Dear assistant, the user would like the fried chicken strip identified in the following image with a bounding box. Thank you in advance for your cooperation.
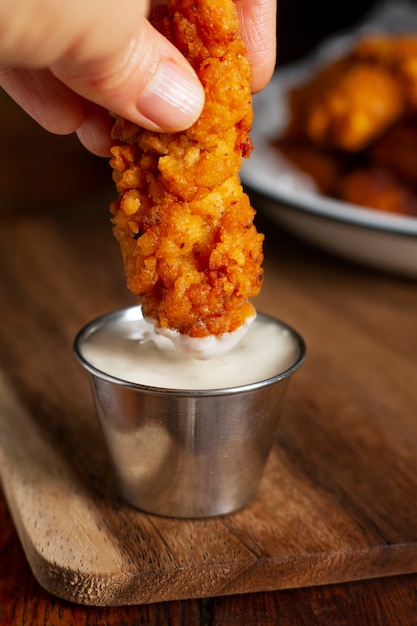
[339,167,417,217]
[285,34,417,152]
[110,0,263,345]
[274,34,417,218]
[286,54,403,152]
[354,35,417,110]
[370,118,417,185]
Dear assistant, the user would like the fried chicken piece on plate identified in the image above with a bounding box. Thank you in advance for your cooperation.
[339,167,417,217]
[110,0,263,357]
[370,119,417,186]
[285,34,417,153]
[286,54,403,152]
[273,136,347,196]
[353,35,417,110]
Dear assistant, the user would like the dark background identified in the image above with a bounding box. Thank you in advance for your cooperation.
[277,0,381,65]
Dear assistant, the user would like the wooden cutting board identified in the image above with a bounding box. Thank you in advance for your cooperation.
[1,197,417,606]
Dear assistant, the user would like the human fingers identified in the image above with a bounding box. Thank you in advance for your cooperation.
[0,67,87,134]
[235,0,277,92]
[52,21,205,134]
[0,67,113,156]
[0,0,205,133]
[75,103,115,157]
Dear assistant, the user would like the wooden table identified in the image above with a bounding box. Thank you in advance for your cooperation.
[1,91,417,624]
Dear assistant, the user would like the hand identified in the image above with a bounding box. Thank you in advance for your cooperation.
[0,0,276,156]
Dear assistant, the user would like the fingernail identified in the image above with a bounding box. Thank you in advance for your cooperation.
[137,60,205,131]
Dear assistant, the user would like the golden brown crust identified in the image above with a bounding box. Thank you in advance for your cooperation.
[275,34,417,217]
[285,34,417,152]
[339,167,417,217]
[286,54,403,152]
[109,0,263,337]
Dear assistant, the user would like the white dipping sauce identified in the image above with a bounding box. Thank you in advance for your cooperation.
[81,309,299,390]
[153,313,256,360]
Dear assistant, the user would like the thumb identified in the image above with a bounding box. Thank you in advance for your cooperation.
[52,18,205,133]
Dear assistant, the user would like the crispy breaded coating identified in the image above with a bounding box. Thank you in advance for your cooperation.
[285,34,417,152]
[273,136,346,195]
[354,35,417,110]
[110,0,263,338]
[287,54,403,152]
[371,119,417,185]
[276,34,417,217]
[339,167,417,217]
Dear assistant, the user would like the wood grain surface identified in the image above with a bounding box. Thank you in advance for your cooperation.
[3,484,417,626]
[1,165,417,606]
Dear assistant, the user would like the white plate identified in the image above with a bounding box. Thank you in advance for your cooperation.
[240,0,417,278]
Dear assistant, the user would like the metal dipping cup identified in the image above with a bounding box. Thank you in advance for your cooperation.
[74,307,306,518]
